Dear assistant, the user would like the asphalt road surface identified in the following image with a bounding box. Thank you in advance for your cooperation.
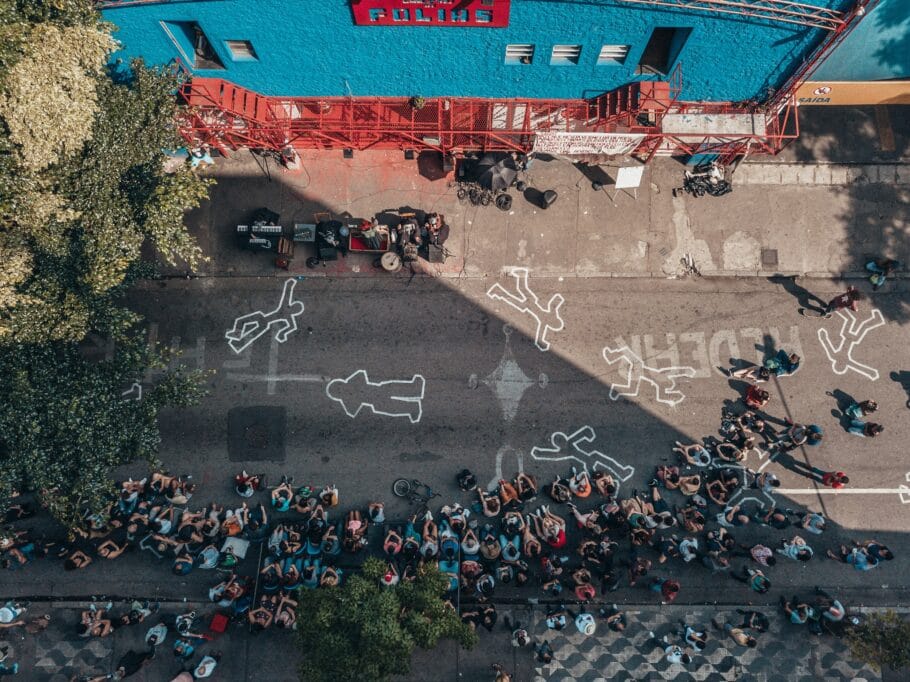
[7,276,910,608]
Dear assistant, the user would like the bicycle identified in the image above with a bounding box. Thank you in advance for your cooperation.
[392,478,440,507]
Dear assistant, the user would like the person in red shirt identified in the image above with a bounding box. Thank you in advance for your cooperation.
[821,471,849,489]
[745,384,770,410]
[824,286,861,315]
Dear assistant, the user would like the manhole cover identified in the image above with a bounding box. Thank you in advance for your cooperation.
[244,424,270,449]
[761,248,778,267]
[227,406,287,462]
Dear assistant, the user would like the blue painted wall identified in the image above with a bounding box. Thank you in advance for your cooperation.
[814,0,910,80]
[102,0,850,101]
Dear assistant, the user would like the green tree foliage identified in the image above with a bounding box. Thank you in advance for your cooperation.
[296,557,477,682]
[847,611,910,673]
[0,327,208,532]
[0,2,213,529]
[0,2,212,343]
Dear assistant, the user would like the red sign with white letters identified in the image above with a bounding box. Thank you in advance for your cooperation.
[350,0,510,27]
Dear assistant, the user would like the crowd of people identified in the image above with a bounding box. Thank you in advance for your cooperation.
[0,286,900,677]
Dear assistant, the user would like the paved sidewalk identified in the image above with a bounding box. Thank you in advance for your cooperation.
[179,107,909,282]
[0,601,883,681]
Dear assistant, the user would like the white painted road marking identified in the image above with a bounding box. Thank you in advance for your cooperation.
[778,488,909,496]
[470,324,545,422]
[226,373,326,383]
[326,370,426,423]
[530,426,635,483]
[602,345,696,406]
[817,308,886,381]
[225,278,305,354]
[487,267,565,352]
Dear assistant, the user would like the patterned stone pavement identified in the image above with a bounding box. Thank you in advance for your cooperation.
[528,606,878,682]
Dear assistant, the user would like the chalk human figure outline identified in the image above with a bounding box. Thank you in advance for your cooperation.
[602,345,696,406]
[817,308,886,381]
[486,268,565,352]
[225,278,305,354]
[530,426,635,483]
[121,382,142,402]
[326,370,426,423]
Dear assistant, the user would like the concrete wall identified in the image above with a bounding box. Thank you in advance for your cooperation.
[814,0,910,81]
[102,0,848,101]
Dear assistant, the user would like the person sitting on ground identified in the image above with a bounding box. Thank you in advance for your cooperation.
[461,527,480,556]
[857,538,894,562]
[765,350,800,376]
[778,535,814,562]
[744,384,770,409]
[457,469,477,491]
[712,617,757,647]
[383,528,403,556]
[680,623,708,651]
[717,504,750,528]
[320,565,341,587]
[221,504,248,537]
[715,442,745,464]
[568,467,592,498]
[533,639,554,663]
[519,521,541,558]
[815,586,846,622]
[419,512,438,559]
[78,607,114,638]
[736,609,769,632]
[62,547,93,572]
[476,486,502,517]
[566,502,601,533]
[848,420,884,438]
[515,472,538,501]
[678,504,706,533]
[754,505,796,529]
[572,567,597,601]
[547,474,573,503]
[271,477,295,512]
[673,441,712,467]
[318,485,339,508]
[706,477,736,507]
[274,595,298,629]
[531,506,567,548]
[234,471,264,498]
[846,399,878,420]
[826,544,878,570]
[731,565,770,593]
[598,604,627,631]
[655,467,701,496]
[498,479,521,509]
[729,362,771,382]
[592,471,618,498]
[248,597,274,631]
[800,511,826,535]
[780,596,815,625]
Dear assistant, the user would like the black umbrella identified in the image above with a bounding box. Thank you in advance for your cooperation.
[473,154,518,191]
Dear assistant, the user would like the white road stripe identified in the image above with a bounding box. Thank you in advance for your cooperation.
[226,373,326,383]
[777,488,907,495]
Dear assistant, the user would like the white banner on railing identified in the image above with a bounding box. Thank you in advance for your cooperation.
[532,132,645,156]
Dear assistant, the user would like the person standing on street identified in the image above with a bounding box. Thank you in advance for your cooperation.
[823,286,861,316]
[821,471,849,489]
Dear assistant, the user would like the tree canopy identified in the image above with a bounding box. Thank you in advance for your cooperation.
[0,1,213,529]
[295,557,477,682]
[848,611,910,673]
[0,0,211,344]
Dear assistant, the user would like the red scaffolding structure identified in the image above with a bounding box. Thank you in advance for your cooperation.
[168,0,877,163]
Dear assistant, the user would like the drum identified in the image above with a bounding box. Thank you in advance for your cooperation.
[381,251,402,272]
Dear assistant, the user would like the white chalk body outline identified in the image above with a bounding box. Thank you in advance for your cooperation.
[602,345,696,406]
[325,370,426,423]
[121,382,142,401]
[530,426,635,483]
[817,308,885,381]
[225,279,305,354]
[486,268,565,352]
